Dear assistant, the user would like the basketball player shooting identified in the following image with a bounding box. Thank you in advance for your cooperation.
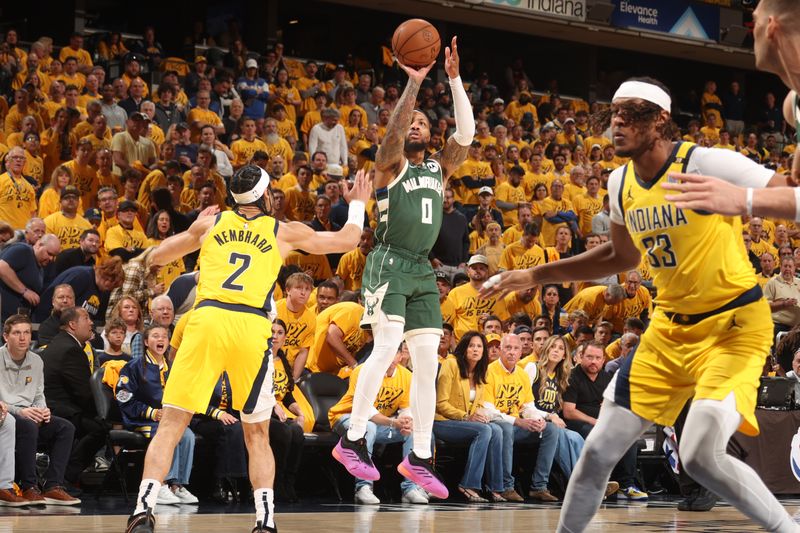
[331,35,473,499]
[480,78,800,532]
[125,166,371,533]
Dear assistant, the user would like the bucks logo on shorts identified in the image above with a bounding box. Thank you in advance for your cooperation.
[360,158,445,332]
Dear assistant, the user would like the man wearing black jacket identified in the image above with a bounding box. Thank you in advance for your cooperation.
[41,307,104,483]
[431,188,469,279]
[50,229,99,281]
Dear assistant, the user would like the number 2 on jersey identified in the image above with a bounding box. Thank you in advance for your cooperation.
[222,252,251,291]
[642,234,676,268]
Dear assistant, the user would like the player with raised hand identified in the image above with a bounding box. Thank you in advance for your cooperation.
[331,33,473,500]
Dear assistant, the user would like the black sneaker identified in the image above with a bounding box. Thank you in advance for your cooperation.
[332,436,379,481]
[126,510,155,533]
[252,521,277,533]
[678,487,717,512]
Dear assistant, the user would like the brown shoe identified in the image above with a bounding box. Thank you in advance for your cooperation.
[528,489,559,502]
[21,487,45,505]
[0,488,28,507]
[42,486,81,506]
[603,481,620,500]
[500,489,524,502]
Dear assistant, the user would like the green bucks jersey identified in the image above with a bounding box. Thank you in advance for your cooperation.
[375,158,444,256]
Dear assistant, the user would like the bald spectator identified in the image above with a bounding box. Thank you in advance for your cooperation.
[0,234,61,322]
[35,284,76,347]
[309,108,348,167]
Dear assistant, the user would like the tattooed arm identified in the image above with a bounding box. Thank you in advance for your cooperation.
[433,36,473,184]
[374,60,435,189]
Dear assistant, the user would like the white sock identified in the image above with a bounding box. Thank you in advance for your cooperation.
[346,312,404,441]
[405,332,440,460]
[134,478,161,515]
[254,487,274,529]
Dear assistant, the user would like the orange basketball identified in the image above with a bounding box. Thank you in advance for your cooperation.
[392,19,440,68]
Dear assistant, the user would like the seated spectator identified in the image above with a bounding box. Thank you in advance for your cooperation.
[103,296,144,355]
[434,331,504,503]
[482,315,504,337]
[605,317,645,361]
[306,301,369,376]
[6,217,45,249]
[335,227,373,292]
[41,307,105,483]
[34,257,125,324]
[561,310,590,352]
[129,296,175,361]
[602,271,652,334]
[36,284,76,347]
[498,222,544,272]
[275,273,316,381]
[105,200,148,261]
[116,325,198,505]
[540,285,565,335]
[518,326,551,373]
[604,333,639,375]
[107,248,161,322]
[594,321,614,347]
[528,336,604,492]
[475,222,505,275]
[0,314,80,505]
[765,256,800,338]
[52,229,100,279]
[482,334,559,502]
[43,185,92,252]
[0,398,24,505]
[329,343,430,505]
[38,166,77,219]
[269,319,308,503]
[0,234,60,322]
[98,318,129,366]
[564,285,625,325]
[563,340,647,501]
[445,255,509,341]
[514,325,534,359]
[785,347,800,380]
[111,113,157,176]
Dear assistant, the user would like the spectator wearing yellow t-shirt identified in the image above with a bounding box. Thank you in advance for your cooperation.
[43,185,92,251]
[445,255,510,341]
[104,200,148,261]
[59,33,93,74]
[187,90,224,143]
[276,273,317,380]
[335,228,374,292]
[0,147,37,230]
[306,301,370,375]
[230,118,268,169]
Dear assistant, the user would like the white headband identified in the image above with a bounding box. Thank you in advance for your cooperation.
[231,167,270,204]
[613,81,671,112]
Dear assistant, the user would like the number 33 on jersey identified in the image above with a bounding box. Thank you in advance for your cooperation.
[615,142,757,315]
[195,211,283,311]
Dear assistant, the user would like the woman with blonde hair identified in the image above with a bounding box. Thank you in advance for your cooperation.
[530,336,591,486]
[104,295,144,354]
[38,165,83,218]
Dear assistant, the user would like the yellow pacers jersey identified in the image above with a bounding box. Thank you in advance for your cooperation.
[618,142,756,314]
[196,211,283,311]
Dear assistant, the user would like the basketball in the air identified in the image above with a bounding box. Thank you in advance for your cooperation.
[392,19,440,67]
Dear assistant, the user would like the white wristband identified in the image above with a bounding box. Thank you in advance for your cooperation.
[346,200,365,228]
[794,188,800,222]
[745,187,753,216]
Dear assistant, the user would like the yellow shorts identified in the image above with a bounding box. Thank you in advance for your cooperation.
[162,302,276,421]
[604,297,772,436]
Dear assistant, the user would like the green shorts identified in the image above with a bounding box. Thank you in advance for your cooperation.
[360,244,443,335]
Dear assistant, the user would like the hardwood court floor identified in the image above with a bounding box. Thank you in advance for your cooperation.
[5,499,800,533]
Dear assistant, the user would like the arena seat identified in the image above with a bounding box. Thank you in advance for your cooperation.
[90,367,148,501]
[297,372,348,501]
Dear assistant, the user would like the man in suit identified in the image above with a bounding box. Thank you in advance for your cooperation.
[41,306,103,483]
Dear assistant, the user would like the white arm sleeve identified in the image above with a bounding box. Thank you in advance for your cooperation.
[688,146,774,188]
[448,76,475,147]
[607,167,626,225]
